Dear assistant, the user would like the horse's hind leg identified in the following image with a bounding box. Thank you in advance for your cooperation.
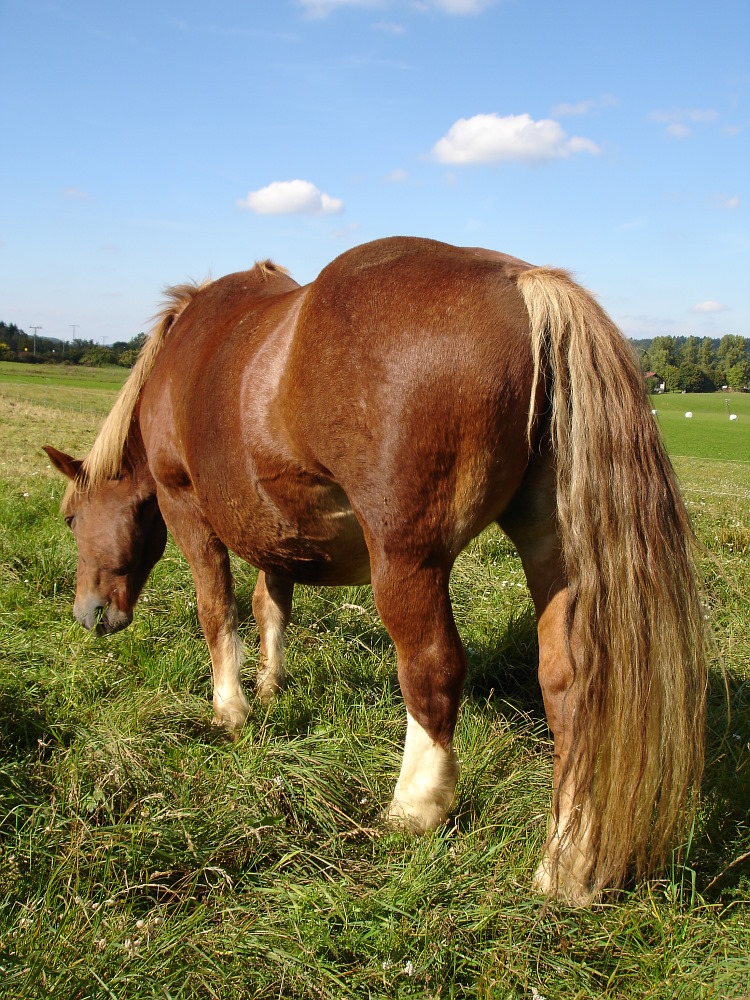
[500,460,594,902]
[370,558,466,832]
[156,488,249,732]
[252,571,293,703]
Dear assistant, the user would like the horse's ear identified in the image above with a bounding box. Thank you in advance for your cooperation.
[43,446,83,480]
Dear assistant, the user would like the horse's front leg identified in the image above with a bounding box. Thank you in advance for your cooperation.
[252,571,293,703]
[371,558,466,832]
[156,489,249,732]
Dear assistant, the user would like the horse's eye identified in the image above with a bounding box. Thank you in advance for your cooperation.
[65,515,76,530]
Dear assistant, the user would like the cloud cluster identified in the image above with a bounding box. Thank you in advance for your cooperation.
[431,113,599,165]
[552,94,619,117]
[648,108,718,139]
[691,301,726,314]
[238,180,344,215]
[298,0,493,16]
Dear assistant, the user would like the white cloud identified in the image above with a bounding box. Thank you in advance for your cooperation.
[691,301,726,314]
[373,19,406,32]
[666,123,692,139]
[723,195,740,209]
[237,180,344,215]
[63,187,90,201]
[431,0,494,12]
[298,0,381,17]
[649,108,718,138]
[385,168,409,182]
[552,94,619,116]
[649,108,718,124]
[431,112,599,165]
[298,0,493,15]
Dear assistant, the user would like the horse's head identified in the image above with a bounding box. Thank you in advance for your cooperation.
[43,446,167,635]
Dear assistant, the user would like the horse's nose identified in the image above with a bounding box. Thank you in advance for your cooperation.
[73,596,104,632]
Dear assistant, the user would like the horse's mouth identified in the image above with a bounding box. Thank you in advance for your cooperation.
[75,602,133,635]
[95,609,133,636]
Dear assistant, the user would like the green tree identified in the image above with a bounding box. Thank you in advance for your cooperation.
[718,334,748,371]
[643,336,678,377]
[675,362,715,393]
[663,364,680,392]
[727,361,750,390]
[117,349,139,367]
[80,346,115,367]
[678,336,700,366]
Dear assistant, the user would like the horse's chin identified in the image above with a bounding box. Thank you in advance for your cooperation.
[96,609,133,636]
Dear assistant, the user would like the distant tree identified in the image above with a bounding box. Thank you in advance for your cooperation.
[117,349,139,367]
[128,332,148,352]
[663,364,681,392]
[80,346,115,367]
[678,336,700,366]
[727,361,750,390]
[699,337,715,371]
[675,362,715,393]
[718,334,748,372]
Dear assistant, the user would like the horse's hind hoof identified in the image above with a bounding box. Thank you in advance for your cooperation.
[532,857,595,907]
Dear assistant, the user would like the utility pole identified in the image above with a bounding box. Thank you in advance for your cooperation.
[30,325,42,356]
[69,324,79,358]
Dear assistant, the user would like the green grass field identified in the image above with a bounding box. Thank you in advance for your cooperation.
[650,391,750,462]
[1,365,749,998]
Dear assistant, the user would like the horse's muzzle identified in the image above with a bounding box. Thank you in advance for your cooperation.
[74,599,133,635]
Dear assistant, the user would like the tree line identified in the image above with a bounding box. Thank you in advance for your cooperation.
[634,334,750,392]
[1,321,749,389]
[0,322,147,368]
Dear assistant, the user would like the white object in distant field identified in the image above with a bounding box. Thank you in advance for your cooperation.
[730,413,738,421]
[685,411,693,418]
[651,408,658,415]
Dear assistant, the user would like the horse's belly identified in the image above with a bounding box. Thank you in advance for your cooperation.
[222,492,372,586]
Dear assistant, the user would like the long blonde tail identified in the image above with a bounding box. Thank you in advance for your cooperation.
[515,267,708,890]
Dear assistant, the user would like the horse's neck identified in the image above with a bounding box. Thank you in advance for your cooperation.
[123,418,156,497]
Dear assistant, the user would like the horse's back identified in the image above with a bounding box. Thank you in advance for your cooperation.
[280,237,538,558]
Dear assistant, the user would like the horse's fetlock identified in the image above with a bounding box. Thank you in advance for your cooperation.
[212,690,249,732]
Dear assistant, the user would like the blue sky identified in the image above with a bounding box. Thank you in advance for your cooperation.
[2,0,748,345]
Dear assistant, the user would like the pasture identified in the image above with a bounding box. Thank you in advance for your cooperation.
[1,365,749,998]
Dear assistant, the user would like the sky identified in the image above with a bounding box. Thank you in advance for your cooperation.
[1,0,748,346]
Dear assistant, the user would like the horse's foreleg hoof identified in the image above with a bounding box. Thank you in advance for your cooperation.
[385,797,450,834]
[212,691,250,733]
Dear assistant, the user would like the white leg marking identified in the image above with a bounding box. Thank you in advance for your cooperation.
[533,787,594,904]
[256,595,287,703]
[387,713,458,833]
[211,628,249,731]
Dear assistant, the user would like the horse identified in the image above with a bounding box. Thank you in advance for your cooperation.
[44,236,707,903]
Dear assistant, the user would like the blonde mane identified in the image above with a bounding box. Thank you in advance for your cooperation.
[72,279,209,495]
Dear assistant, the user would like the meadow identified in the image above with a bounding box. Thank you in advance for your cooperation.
[1,365,748,998]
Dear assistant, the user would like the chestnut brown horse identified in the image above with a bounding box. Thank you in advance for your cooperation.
[44,237,707,902]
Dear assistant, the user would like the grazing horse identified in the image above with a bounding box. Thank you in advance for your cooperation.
[44,237,707,902]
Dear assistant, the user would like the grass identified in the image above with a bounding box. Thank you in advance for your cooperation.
[650,390,750,462]
[1,367,749,998]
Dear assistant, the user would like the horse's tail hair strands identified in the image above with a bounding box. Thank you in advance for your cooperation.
[515,267,709,893]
